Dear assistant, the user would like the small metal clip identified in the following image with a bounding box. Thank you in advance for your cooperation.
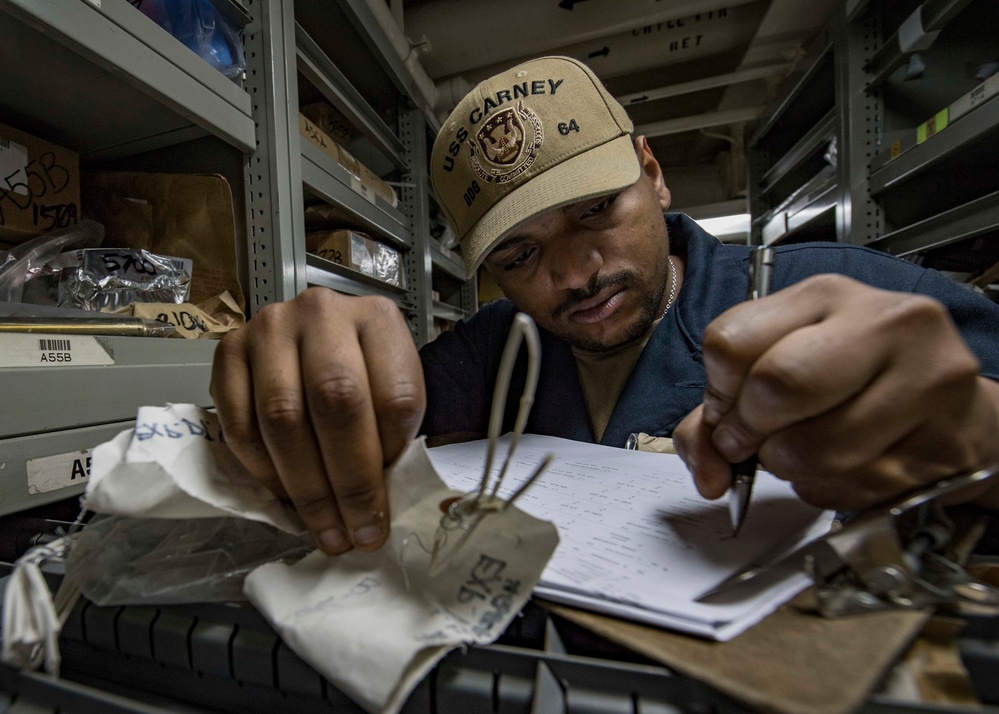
[427,313,552,577]
[698,464,999,617]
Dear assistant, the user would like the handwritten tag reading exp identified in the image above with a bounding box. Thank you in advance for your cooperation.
[245,437,558,714]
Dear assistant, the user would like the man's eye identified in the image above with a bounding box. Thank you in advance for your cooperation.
[504,247,535,270]
[582,193,618,218]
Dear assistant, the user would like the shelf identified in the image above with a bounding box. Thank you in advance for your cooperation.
[0,337,216,439]
[864,0,974,91]
[295,23,407,171]
[210,0,252,29]
[305,254,413,307]
[433,300,468,323]
[758,166,838,245]
[865,189,999,257]
[751,39,834,149]
[845,0,870,21]
[869,91,999,195]
[0,0,254,160]
[430,240,466,281]
[300,140,412,249]
[0,420,133,517]
[294,0,439,133]
[760,111,837,195]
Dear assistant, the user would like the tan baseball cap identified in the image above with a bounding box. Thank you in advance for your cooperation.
[430,56,639,278]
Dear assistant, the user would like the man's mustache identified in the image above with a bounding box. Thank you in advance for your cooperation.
[552,271,635,321]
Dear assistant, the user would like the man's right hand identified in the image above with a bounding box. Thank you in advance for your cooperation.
[209,288,426,555]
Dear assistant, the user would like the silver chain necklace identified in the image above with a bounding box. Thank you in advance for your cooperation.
[661,256,678,318]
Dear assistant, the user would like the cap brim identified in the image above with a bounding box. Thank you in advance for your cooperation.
[460,135,641,278]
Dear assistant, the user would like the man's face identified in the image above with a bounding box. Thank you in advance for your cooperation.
[483,142,673,352]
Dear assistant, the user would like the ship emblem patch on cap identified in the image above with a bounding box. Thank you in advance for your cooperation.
[469,102,543,184]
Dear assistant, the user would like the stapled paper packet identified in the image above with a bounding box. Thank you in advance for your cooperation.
[85,403,559,714]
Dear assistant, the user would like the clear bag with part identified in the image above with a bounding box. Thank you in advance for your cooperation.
[62,514,312,606]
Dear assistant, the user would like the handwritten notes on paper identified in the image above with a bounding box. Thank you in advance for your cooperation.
[428,434,834,641]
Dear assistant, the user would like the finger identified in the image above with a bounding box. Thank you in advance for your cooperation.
[210,329,288,500]
[701,274,849,426]
[247,306,351,555]
[709,316,890,463]
[300,293,388,553]
[672,406,737,500]
[759,355,980,511]
[357,299,426,467]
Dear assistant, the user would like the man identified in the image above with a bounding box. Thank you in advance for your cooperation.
[210,56,999,557]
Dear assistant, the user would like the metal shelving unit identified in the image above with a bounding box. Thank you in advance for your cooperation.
[0,0,261,514]
[749,0,999,291]
[749,34,840,246]
[299,139,412,248]
[251,0,475,345]
[0,0,254,159]
[0,0,478,516]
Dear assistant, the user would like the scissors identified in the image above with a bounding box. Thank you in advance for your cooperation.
[427,313,553,577]
[700,464,999,617]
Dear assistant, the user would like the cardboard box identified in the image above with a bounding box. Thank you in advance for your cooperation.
[0,121,80,243]
[309,229,404,287]
[298,114,399,208]
[300,101,352,146]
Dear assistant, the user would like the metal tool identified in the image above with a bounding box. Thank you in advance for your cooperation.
[0,316,177,337]
[427,313,552,577]
[701,464,999,617]
[728,245,776,537]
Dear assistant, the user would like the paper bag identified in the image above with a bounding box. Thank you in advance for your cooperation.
[81,171,245,311]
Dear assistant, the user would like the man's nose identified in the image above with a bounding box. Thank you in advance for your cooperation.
[548,236,601,291]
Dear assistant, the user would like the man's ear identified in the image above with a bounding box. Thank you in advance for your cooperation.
[634,135,672,211]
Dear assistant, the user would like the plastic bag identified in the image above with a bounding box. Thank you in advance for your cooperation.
[64,515,313,606]
[0,220,104,304]
[57,248,193,311]
[135,0,246,79]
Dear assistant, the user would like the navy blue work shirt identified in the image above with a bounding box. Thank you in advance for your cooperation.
[419,213,999,447]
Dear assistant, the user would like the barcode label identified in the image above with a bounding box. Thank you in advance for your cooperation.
[170,259,189,271]
[0,334,113,367]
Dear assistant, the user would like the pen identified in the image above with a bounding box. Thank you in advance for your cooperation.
[729,245,775,536]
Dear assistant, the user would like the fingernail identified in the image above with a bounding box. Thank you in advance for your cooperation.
[713,427,743,461]
[353,525,384,548]
[702,397,722,426]
[318,528,351,554]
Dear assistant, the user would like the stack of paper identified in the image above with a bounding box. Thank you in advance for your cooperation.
[428,434,834,642]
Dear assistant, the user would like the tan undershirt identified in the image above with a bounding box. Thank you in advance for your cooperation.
[573,318,661,443]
